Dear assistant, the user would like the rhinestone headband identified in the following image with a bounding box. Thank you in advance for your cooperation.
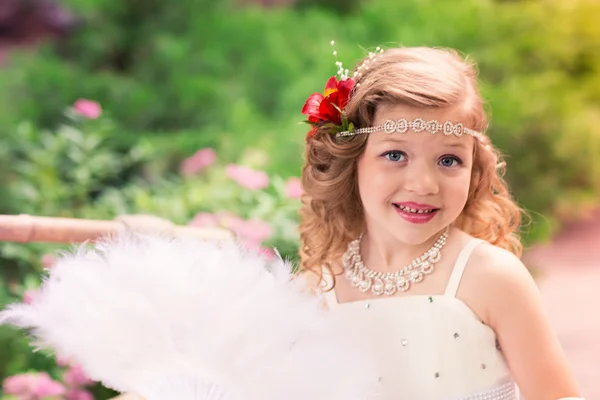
[301,42,486,142]
[336,118,485,141]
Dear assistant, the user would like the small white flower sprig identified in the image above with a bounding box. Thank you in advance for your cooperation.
[330,40,386,87]
[330,40,350,80]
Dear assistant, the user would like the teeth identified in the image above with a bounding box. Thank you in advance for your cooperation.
[397,205,436,214]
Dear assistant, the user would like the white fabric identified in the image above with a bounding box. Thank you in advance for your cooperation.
[322,239,519,400]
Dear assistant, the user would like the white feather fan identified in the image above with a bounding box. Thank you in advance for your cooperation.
[0,233,377,400]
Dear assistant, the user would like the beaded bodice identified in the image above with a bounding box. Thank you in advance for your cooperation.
[321,239,519,400]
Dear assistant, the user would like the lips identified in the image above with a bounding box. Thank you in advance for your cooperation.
[393,202,440,224]
[393,202,439,213]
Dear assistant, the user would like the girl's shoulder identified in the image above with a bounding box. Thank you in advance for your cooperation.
[465,236,528,289]
[458,232,537,324]
[458,234,580,399]
[451,228,525,280]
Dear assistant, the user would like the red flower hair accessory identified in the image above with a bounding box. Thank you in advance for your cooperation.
[301,41,387,141]
[301,76,355,141]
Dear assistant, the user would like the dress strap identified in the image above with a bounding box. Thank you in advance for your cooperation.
[444,239,485,297]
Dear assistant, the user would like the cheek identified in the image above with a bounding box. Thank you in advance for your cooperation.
[357,158,385,202]
[443,170,472,205]
[357,163,373,201]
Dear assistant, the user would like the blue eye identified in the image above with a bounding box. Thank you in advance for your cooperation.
[439,156,461,167]
[383,151,406,162]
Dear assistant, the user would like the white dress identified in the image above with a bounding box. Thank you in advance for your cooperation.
[321,239,520,400]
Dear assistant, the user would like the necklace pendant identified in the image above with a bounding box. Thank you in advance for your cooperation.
[342,251,352,265]
[358,277,372,293]
[383,279,397,295]
[410,270,423,283]
[351,271,362,288]
[397,276,410,292]
[372,278,385,296]
[421,261,434,274]
[429,249,442,263]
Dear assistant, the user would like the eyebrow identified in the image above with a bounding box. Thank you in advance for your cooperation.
[376,137,470,149]
[444,142,470,149]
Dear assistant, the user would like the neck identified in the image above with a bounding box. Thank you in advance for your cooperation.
[360,227,448,273]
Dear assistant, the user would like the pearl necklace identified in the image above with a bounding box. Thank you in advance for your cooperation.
[342,227,449,296]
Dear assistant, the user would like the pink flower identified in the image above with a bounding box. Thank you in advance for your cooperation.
[63,365,93,388]
[221,216,273,248]
[242,219,273,247]
[180,148,217,176]
[188,212,220,228]
[218,214,245,232]
[66,389,94,400]
[3,374,32,396]
[23,289,39,305]
[32,374,67,399]
[190,213,273,249]
[4,372,66,399]
[258,246,276,260]
[72,99,102,119]
[226,164,269,190]
[56,354,72,367]
[285,177,303,199]
[41,254,56,269]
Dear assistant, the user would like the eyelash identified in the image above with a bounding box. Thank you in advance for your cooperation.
[381,151,463,167]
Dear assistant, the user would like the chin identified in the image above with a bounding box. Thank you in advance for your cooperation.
[391,229,442,246]
[388,213,453,245]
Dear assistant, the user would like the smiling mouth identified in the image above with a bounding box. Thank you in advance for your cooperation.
[393,204,440,214]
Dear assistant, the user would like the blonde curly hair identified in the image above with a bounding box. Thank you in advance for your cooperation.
[298,46,523,287]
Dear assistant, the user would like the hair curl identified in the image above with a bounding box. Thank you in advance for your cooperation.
[298,47,523,288]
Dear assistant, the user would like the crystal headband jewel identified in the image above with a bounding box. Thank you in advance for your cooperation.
[336,118,485,141]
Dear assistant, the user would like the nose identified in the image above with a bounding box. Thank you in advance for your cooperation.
[403,160,439,196]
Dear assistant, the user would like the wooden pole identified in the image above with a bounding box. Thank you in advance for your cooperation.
[0,214,232,244]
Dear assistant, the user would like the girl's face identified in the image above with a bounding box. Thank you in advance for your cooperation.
[357,103,475,245]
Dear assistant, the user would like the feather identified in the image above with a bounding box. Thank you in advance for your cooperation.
[0,233,377,400]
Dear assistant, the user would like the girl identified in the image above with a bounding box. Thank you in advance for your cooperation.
[298,45,582,400]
